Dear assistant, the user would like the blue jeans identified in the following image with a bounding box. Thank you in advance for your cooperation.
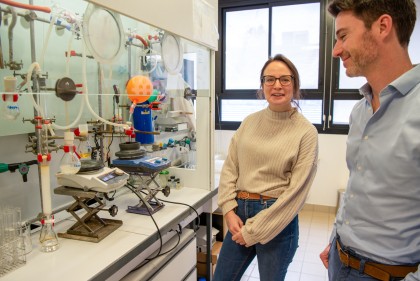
[328,237,403,281]
[213,198,299,281]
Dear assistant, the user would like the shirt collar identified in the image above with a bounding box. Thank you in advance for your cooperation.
[359,64,420,99]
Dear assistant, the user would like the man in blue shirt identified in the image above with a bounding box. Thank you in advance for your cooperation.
[320,0,420,280]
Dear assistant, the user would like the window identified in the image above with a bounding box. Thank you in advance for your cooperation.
[216,0,420,134]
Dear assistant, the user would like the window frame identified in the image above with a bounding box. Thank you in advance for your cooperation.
[216,0,364,134]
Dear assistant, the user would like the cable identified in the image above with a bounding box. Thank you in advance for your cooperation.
[105,127,114,166]
[125,183,163,257]
[124,183,201,274]
[136,188,201,232]
[128,228,182,274]
[157,197,201,232]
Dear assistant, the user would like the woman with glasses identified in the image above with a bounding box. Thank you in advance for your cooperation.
[214,54,319,281]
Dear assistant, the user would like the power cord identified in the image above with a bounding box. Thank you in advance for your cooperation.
[125,183,163,258]
[137,188,201,232]
[124,183,202,274]
[128,228,182,273]
[157,197,201,232]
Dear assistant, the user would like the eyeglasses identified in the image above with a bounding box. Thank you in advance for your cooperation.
[262,75,294,86]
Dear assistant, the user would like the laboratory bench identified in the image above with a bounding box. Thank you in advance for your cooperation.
[1,186,218,281]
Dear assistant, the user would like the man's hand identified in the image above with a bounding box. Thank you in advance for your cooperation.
[320,244,331,269]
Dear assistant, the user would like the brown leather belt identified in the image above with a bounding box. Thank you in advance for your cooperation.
[336,241,418,280]
[236,191,274,200]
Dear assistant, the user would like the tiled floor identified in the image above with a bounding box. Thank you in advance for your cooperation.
[239,204,336,281]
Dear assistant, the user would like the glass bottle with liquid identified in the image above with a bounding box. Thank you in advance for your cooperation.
[78,138,92,159]
[77,124,92,159]
[59,132,81,174]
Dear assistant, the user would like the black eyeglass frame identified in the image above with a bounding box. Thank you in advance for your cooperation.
[261,75,295,86]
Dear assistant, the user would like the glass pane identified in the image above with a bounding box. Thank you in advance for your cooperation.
[221,99,267,121]
[408,0,420,63]
[333,100,359,125]
[271,3,320,89]
[299,99,323,124]
[338,0,420,89]
[338,60,367,89]
[221,99,322,125]
[225,9,269,89]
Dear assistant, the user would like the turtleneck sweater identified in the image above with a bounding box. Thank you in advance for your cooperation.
[218,107,318,246]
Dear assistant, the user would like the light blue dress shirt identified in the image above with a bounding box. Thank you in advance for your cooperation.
[334,65,420,278]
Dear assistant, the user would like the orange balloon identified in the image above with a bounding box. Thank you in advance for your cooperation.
[126,75,153,103]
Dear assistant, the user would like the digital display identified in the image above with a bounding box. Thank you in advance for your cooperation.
[99,172,117,182]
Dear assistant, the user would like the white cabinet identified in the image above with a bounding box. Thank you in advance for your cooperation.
[86,0,219,50]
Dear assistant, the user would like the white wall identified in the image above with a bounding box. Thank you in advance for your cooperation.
[215,130,349,207]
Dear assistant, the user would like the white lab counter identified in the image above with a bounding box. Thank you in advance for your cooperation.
[1,186,218,281]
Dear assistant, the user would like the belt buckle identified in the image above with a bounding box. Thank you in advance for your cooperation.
[240,191,250,199]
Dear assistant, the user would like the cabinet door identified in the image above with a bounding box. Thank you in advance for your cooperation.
[150,237,197,281]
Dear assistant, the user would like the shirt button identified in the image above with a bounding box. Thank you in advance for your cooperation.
[364,135,369,140]
[345,220,349,225]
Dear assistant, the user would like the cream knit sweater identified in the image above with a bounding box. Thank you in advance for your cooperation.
[218,107,318,246]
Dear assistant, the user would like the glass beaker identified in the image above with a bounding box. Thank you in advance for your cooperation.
[18,222,32,255]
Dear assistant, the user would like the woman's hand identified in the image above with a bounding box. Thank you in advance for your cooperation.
[225,210,243,235]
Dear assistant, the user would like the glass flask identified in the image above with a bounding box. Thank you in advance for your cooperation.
[78,139,92,159]
[59,145,81,174]
[39,215,59,253]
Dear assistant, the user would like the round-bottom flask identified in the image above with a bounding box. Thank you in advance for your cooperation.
[60,145,81,174]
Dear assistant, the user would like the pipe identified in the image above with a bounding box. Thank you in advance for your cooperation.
[6,6,16,67]
[0,0,51,13]
[23,15,85,131]
[38,15,56,67]
[134,34,148,48]
[0,4,4,69]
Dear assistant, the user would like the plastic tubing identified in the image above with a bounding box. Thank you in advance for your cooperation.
[38,15,56,67]
[26,62,45,117]
[65,35,73,76]
[35,15,85,130]
[0,0,51,13]
[81,36,128,129]
[134,34,148,48]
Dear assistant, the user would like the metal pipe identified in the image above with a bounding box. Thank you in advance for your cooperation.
[5,6,16,68]
[97,63,104,161]
[27,0,46,217]
[0,4,4,69]
[0,7,70,29]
